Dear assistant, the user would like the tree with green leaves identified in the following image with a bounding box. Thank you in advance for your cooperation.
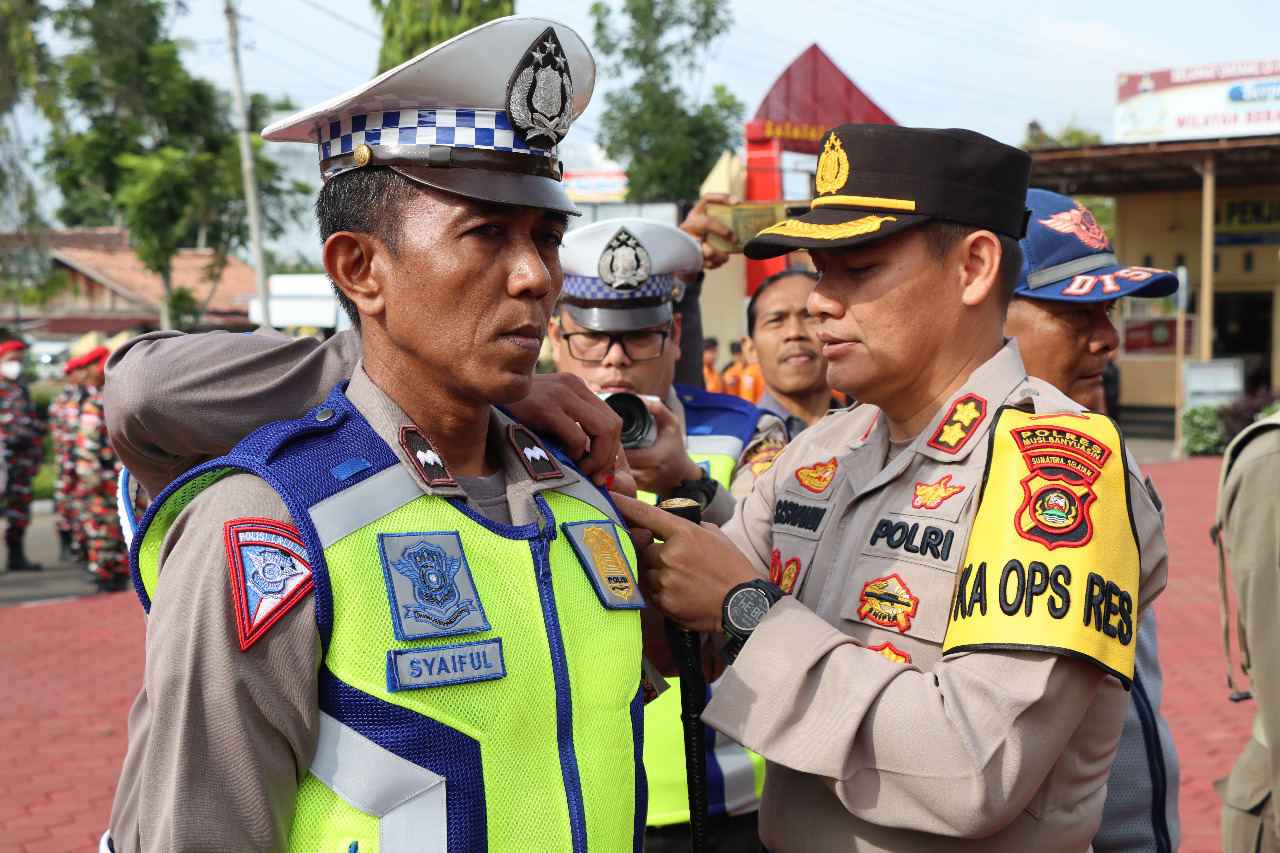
[1022,119,1102,151]
[590,0,743,204]
[42,0,308,329]
[370,0,513,73]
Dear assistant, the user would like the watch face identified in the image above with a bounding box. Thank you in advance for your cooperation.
[726,587,771,634]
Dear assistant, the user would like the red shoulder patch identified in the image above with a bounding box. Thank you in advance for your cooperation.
[224,519,313,652]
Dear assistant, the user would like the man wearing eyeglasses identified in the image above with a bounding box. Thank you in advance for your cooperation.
[549,218,787,530]
[548,217,785,853]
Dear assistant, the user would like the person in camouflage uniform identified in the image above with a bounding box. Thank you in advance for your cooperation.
[50,355,91,563]
[77,347,128,591]
[0,339,44,572]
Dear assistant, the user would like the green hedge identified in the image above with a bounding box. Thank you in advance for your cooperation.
[1182,405,1225,456]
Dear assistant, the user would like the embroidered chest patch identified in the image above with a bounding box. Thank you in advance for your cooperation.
[378,531,491,641]
[746,438,785,478]
[562,520,645,609]
[224,519,313,652]
[387,638,506,692]
[857,574,919,633]
[794,457,837,493]
[768,549,802,595]
[912,475,965,510]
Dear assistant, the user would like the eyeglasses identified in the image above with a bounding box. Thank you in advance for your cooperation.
[562,323,672,362]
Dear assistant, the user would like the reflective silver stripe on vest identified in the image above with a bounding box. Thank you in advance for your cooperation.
[309,712,446,853]
[310,465,423,548]
[686,434,744,461]
[552,475,624,527]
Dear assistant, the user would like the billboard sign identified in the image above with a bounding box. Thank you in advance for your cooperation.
[1115,58,1280,143]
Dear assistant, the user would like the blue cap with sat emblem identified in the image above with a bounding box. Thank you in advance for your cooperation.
[261,16,594,215]
[558,218,703,331]
[1016,189,1177,302]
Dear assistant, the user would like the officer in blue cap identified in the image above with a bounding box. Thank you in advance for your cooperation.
[1004,188,1180,853]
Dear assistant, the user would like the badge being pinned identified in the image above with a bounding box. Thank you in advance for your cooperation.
[224,519,313,652]
[562,520,644,609]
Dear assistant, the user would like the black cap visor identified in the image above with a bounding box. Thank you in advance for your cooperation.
[743,205,930,260]
[392,164,581,216]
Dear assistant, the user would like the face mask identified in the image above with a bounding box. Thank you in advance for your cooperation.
[0,361,22,381]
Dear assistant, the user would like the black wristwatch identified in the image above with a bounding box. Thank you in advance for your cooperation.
[721,579,786,663]
[668,468,717,511]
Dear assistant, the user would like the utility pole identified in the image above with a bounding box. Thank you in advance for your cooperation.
[224,0,271,327]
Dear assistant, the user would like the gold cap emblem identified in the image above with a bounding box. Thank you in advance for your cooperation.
[353,143,372,168]
[815,134,850,196]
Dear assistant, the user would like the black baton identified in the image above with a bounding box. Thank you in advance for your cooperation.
[657,497,710,853]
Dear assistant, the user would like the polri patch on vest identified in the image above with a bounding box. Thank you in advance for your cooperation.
[509,424,563,481]
[387,638,505,692]
[399,425,457,488]
[561,520,645,609]
[224,518,313,652]
[379,531,491,641]
[927,394,987,454]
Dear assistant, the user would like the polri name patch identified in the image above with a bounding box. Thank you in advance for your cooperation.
[562,520,645,609]
[379,531,491,641]
[387,638,505,692]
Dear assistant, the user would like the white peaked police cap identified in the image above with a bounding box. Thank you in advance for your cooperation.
[558,218,704,332]
[261,16,594,215]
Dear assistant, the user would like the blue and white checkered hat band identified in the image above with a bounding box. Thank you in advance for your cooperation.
[562,274,676,303]
[318,108,555,180]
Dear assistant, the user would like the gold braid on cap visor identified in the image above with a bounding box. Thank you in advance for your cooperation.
[755,214,898,240]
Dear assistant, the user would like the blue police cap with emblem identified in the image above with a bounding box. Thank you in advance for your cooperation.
[1016,189,1177,302]
[261,16,594,215]
[558,218,703,331]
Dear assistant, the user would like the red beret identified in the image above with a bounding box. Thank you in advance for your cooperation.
[64,345,110,375]
[0,340,27,356]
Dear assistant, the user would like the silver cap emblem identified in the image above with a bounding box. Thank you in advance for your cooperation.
[507,27,574,149]
[598,228,652,292]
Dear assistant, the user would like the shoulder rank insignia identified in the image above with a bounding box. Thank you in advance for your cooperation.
[224,519,313,652]
[913,475,965,510]
[943,408,1140,689]
[746,438,785,478]
[858,574,919,633]
[379,531,490,641]
[927,394,987,454]
[400,425,456,487]
[866,640,911,665]
[510,424,563,481]
[562,520,645,609]
[795,457,837,493]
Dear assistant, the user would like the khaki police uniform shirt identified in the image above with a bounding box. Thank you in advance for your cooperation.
[109,367,609,853]
[1216,422,1280,845]
[701,340,1169,852]
[103,329,785,524]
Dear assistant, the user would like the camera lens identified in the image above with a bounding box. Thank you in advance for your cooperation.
[598,392,657,449]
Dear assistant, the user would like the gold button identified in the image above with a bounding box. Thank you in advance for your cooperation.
[354,144,372,167]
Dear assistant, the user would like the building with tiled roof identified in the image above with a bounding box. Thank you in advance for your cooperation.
[0,227,257,337]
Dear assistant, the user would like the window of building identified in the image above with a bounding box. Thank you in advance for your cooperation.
[1244,251,1254,272]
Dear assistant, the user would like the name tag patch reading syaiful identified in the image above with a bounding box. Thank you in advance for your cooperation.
[387,638,505,691]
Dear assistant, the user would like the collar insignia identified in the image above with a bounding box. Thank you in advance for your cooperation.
[815,133,850,196]
[506,27,574,149]
[927,394,988,454]
[1038,203,1111,251]
[858,574,919,633]
[866,640,911,664]
[598,227,652,291]
[795,457,837,493]
[379,531,491,640]
[509,424,563,481]
[225,519,313,652]
[769,549,801,595]
[400,425,456,487]
[1011,421,1112,549]
[912,475,965,510]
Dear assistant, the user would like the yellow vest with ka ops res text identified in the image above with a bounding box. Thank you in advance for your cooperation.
[130,384,646,852]
[943,408,1140,688]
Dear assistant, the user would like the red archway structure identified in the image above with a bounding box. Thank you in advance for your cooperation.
[744,45,895,293]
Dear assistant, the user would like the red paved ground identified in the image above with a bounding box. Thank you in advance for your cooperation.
[0,455,1252,851]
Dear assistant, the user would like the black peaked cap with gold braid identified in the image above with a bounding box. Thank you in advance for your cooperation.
[744,125,1033,260]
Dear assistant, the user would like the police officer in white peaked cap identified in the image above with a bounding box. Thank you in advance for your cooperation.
[549,217,785,851]
[106,18,658,853]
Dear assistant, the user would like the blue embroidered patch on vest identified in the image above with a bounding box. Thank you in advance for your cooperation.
[378,531,491,640]
[224,518,314,652]
[561,520,645,610]
[386,638,506,692]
